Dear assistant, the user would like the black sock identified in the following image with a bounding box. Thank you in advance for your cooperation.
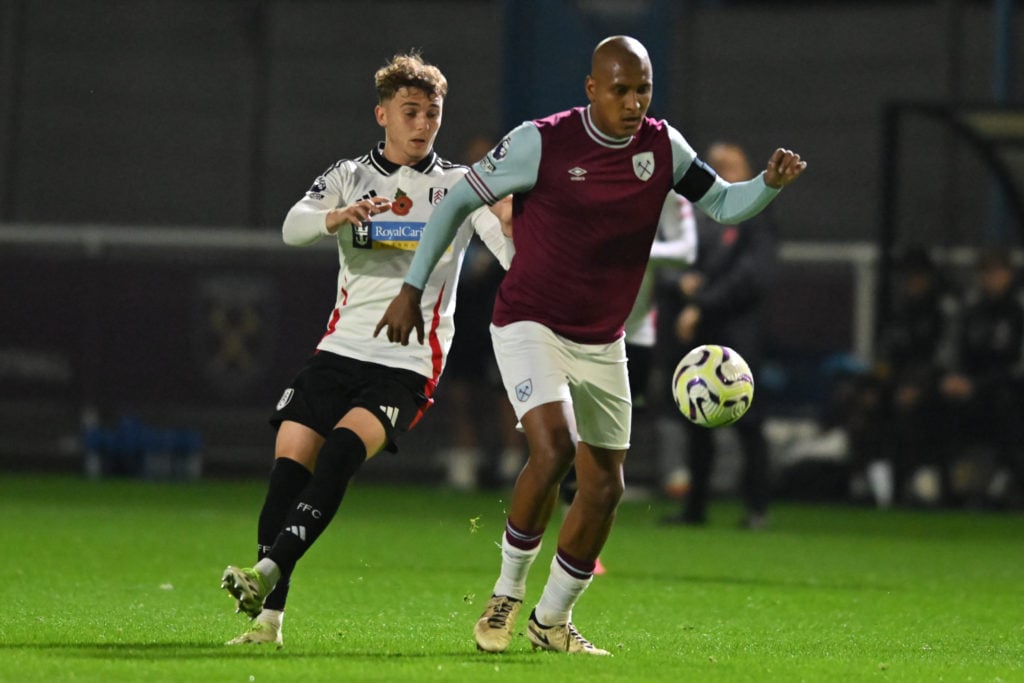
[258,457,312,611]
[268,428,367,577]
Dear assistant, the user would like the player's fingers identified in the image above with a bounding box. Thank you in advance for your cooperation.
[369,196,393,214]
[353,197,391,223]
[767,148,786,171]
[372,319,385,338]
[353,207,371,224]
[782,156,806,177]
[778,151,805,177]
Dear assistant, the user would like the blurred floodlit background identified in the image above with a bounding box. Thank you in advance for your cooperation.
[0,0,1021,506]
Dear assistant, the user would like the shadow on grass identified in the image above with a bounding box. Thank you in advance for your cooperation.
[609,569,896,593]
[0,642,547,663]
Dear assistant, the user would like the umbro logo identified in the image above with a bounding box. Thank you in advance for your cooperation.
[568,166,587,182]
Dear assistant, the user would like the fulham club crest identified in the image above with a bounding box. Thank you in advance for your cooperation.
[429,186,448,205]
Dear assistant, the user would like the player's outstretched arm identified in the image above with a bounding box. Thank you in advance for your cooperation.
[283,192,393,246]
[763,148,807,189]
[374,283,425,346]
[376,179,484,345]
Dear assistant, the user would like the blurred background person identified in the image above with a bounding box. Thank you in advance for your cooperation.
[624,192,698,498]
[658,141,778,529]
[849,246,958,507]
[935,248,1024,508]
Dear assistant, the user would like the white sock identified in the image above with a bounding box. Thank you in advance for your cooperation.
[534,554,592,627]
[491,533,541,600]
[257,608,283,627]
[254,557,281,587]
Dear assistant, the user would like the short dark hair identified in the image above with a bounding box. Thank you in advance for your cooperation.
[374,52,447,103]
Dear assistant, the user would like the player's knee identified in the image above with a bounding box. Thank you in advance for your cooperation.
[577,471,624,509]
[526,437,576,484]
[602,475,625,507]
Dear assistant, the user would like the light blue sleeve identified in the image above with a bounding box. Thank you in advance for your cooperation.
[403,180,482,290]
[404,123,541,289]
[668,125,699,185]
[667,123,781,224]
[695,174,781,225]
[464,122,541,203]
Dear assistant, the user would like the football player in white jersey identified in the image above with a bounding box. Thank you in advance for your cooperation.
[219,52,513,647]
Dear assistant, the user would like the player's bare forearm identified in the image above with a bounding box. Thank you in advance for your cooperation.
[374,283,426,345]
[763,148,807,189]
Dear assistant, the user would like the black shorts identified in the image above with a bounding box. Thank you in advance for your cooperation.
[270,351,434,453]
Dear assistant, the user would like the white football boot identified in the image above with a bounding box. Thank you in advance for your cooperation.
[526,609,610,655]
[226,609,284,648]
[473,595,522,653]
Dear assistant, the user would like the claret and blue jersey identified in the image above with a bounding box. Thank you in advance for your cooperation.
[405,105,780,345]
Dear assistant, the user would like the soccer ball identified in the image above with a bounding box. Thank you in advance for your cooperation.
[672,345,754,428]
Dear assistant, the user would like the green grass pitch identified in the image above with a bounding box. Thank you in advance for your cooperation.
[2,474,1021,682]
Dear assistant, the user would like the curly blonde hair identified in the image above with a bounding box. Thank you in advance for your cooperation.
[374,52,448,102]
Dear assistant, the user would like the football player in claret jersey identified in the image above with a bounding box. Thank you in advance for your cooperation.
[219,52,513,647]
[378,36,805,655]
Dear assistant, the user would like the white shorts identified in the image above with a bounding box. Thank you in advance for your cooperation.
[490,321,631,450]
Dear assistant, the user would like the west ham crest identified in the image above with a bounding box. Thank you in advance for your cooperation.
[632,152,654,181]
[515,379,533,402]
[193,275,278,399]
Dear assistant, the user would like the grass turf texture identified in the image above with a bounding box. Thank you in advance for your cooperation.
[2,475,1021,682]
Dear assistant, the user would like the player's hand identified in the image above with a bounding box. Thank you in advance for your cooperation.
[326,196,393,234]
[679,272,704,298]
[763,148,807,189]
[490,195,514,238]
[675,304,701,344]
[374,283,426,346]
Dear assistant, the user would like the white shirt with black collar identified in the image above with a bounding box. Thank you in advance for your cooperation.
[282,142,513,380]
